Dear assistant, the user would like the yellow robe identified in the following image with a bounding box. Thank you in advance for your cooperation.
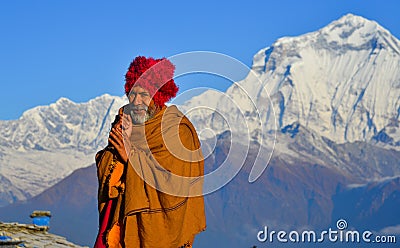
[96,105,206,248]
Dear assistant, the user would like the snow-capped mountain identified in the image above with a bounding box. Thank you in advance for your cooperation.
[0,14,399,207]
[0,95,127,152]
[0,94,127,204]
[181,14,400,148]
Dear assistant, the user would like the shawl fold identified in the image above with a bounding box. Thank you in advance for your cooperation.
[96,105,206,248]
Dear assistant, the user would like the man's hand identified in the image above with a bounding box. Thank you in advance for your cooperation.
[108,113,133,163]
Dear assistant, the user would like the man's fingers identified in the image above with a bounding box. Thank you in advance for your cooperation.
[110,127,130,147]
[109,134,121,147]
[112,127,129,144]
[109,129,123,145]
[122,114,132,130]
[126,113,132,122]
[109,127,130,162]
[111,127,123,138]
[109,134,126,151]
[122,113,130,122]
[108,137,120,150]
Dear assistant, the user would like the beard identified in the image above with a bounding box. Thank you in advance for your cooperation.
[128,104,157,124]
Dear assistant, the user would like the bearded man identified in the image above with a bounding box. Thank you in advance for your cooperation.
[94,56,206,248]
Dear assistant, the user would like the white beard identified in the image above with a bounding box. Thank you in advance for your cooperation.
[131,111,150,124]
[129,104,156,124]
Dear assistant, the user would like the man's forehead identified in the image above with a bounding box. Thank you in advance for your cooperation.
[129,86,150,94]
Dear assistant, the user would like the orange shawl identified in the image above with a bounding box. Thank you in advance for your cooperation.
[96,105,206,248]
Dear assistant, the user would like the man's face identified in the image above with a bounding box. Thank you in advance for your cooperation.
[127,86,155,124]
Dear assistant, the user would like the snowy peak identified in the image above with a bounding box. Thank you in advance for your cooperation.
[319,14,400,54]
[323,13,382,44]
[2,94,127,152]
[251,14,400,73]
[189,14,400,148]
[0,94,127,203]
[243,14,400,146]
[269,14,400,53]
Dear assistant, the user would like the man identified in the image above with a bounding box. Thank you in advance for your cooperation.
[95,56,206,248]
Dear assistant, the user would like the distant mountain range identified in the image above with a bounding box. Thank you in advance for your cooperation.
[0,95,127,205]
[0,13,399,247]
[1,131,398,247]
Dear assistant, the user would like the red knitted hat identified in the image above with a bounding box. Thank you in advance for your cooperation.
[124,56,178,106]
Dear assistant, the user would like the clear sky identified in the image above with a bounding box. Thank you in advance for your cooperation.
[1,0,399,120]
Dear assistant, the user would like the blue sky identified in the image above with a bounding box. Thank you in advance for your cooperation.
[1,0,399,120]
